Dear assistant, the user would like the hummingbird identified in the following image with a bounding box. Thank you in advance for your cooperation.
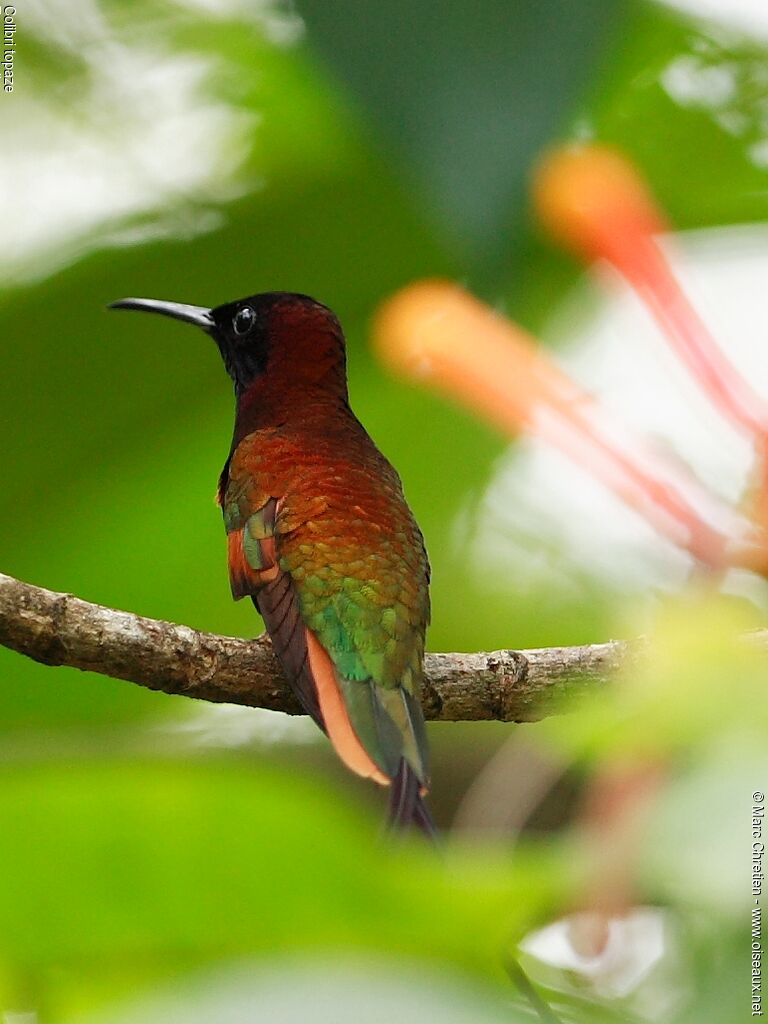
[110,291,434,835]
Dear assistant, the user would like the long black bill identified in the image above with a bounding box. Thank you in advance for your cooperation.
[109,297,214,331]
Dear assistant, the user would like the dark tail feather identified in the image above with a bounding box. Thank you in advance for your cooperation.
[388,759,437,841]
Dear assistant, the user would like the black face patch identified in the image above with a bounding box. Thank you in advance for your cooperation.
[209,292,330,394]
[210,298,271,392]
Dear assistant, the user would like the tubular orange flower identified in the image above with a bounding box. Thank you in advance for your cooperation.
[533,144,768,437]
[373,280,734,567]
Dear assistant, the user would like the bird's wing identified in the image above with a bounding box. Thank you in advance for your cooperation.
[221,468,430,793]
[223,489,326,731]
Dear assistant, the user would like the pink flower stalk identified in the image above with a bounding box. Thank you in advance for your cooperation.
[571,758,665,956]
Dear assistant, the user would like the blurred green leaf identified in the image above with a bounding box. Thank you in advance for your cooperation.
[70,959,526,1024]
[0,758,565,1018]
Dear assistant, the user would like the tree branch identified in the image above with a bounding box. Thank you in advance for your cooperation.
[2,571,762,723]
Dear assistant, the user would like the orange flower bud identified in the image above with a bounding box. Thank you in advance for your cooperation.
[533,144,666,277]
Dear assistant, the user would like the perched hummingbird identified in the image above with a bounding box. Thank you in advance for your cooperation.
[110,292,434,834]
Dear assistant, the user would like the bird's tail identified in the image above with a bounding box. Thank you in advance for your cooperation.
[388,758,437,841]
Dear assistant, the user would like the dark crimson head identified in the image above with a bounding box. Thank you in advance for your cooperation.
[110,291,348,399]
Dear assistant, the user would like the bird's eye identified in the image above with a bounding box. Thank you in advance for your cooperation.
[233,306,255,336]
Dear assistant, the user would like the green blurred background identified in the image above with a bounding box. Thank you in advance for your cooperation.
[1,0,767,1020]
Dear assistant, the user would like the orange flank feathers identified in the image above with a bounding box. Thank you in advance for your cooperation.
[226,529,251,597]
[227,528,278,598]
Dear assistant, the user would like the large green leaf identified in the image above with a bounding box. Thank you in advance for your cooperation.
[0,758,563,1019]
